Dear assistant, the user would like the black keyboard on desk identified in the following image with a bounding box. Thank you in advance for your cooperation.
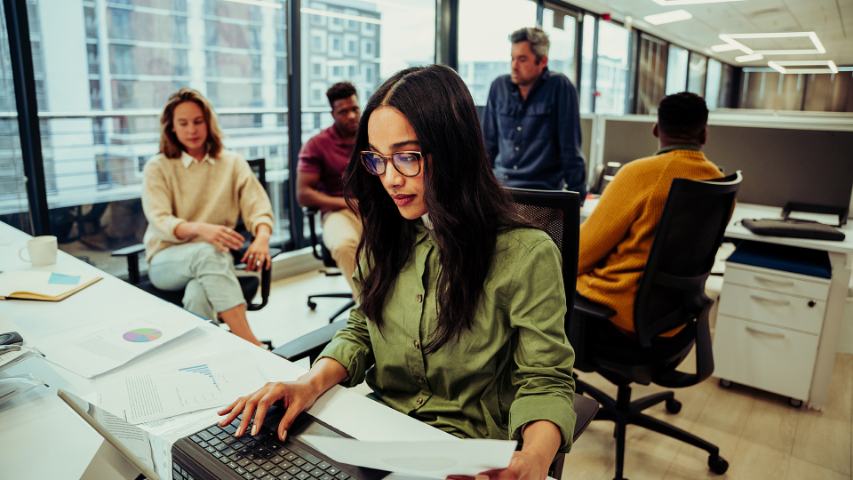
[172,409,388,480]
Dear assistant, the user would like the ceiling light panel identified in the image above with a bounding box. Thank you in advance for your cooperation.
[653,0,743,4]
[768,60,839,74]
[718,32,826,55]
[644,9,693,25]
[735,53,764,62]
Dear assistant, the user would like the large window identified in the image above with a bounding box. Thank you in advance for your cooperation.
[458,0,537,106]
[301,0,435,140]
[594,20,630,115]
[25,0,289,276]
[635,33,667,114]
[0,1,32,233]
[665,44,688,94]
[687,52,708,96]
[542,4,577,85]
[739,70,805,111]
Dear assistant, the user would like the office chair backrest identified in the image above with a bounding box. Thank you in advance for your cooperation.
[505,187,580,329]
[247,158,267,191]
[634,171,742,347]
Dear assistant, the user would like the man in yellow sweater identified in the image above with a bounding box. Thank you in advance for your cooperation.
[577,92,722,335]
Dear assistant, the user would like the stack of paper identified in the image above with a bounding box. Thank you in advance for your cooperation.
[0,271,101,301]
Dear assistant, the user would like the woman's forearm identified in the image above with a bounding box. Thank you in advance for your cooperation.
[300,357,349,397]
[520,420,562,472]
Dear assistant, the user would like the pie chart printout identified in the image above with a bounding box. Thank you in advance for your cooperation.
[122,327,163,343]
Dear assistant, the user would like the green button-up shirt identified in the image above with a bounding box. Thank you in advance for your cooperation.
[319,224,577,451]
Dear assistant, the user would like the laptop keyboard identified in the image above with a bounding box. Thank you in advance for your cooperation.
[175,416,353,480]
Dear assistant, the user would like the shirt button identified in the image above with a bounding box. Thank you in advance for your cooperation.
[413,339,420,349]
[415,397,424,406]
[516,126,522,131]
[416,293,423,303]
[514,146,519,151]
[513,165,518,170]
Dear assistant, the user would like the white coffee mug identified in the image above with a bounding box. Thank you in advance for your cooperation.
[18,235,58,266]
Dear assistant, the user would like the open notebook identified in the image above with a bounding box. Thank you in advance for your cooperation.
[0,271,102,301]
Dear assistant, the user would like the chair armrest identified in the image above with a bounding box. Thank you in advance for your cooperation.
[572,395,600,442]
[569,296,616,371]
[111,243,146,284]
[272,320,346,363]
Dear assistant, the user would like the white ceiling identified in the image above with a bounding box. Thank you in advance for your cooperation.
[565,0,853,68]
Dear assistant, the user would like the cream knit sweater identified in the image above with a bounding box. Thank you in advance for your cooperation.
[141,150,274,261]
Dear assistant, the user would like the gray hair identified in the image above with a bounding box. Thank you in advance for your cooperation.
[509,27,550,60]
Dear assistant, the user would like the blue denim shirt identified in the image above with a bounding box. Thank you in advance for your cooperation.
[482,68,586,196]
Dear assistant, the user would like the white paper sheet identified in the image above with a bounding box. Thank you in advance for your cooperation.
[36,317,196,378]
[299,435,517,479]
[99,357,266,424]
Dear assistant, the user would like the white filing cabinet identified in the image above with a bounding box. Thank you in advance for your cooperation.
[713,262,831,403]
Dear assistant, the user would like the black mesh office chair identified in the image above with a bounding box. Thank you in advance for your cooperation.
[113,158,282,313]
[570,171,742,480]
[275,187,595,479]
[303,207,356,323]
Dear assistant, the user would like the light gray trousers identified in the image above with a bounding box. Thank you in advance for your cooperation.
[149,242,245,321]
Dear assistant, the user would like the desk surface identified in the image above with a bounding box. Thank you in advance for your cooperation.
[0,222,449,479]
[582,199,853,255]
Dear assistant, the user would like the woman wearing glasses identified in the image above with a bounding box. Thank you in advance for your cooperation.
[220,65,575,479]
[142,88,273,346]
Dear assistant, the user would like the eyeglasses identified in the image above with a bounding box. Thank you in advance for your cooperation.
[360,151,423,177]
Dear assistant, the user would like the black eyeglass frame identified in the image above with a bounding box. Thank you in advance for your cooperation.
[359,150,423,178]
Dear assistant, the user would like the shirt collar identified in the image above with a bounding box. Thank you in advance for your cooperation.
[656,144,703,155]
[181,151,215,168]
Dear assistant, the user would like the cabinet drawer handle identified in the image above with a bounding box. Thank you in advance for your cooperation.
[749,295,790,307]
[753,275,795,288]
[745,326,786,339]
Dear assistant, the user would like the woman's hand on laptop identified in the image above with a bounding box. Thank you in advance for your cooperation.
[217,358,349,441]
[217,380,321,440]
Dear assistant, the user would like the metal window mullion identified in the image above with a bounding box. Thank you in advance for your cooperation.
[3,0,49,234]
[287,0,303,249]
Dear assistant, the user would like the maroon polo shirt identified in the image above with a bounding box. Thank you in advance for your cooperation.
[297,125,355,212]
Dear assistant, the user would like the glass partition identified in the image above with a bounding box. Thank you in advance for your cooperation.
[635,33,667,114]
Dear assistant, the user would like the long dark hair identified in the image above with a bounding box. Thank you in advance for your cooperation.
[344,65,522,353]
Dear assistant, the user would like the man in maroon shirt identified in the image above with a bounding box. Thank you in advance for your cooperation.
[297,82,362,294]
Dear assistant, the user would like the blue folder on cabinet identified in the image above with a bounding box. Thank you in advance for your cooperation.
[727,241,831,279]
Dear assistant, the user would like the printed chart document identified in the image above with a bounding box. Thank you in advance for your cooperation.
[37,317,196,378]
[99,357,266,424]
[299,435,517,478]
[0,271,101,301]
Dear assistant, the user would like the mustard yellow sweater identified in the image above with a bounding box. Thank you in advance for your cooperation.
[577,148,722,334]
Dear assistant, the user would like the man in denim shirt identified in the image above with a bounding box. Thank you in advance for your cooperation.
[482,27,586,197]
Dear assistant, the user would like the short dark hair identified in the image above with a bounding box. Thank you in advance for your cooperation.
[657,92,709,142]
[326,82,357,108]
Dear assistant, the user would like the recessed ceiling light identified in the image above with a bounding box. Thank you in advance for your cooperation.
[718,32,826,55]
[768,60,838,74]
[735,53,764,62]
[711,43,740,52]
[644,9,692,25]
[653,0,743,4]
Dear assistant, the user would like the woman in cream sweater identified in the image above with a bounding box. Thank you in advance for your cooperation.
[142,88,273,346]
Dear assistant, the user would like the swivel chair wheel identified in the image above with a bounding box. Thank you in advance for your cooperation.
[307,300,317,310]
[665,398,682,414]
[719,379,732,388]
[708,454,729,475]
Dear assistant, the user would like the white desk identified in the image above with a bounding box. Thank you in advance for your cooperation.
[0,222,449,479]
[582,199,853,409]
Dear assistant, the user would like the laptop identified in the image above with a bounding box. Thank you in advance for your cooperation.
[172,405,389,480]
[57,388,160,480]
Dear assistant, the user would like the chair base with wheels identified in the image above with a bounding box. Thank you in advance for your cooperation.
[303,207,355,323]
